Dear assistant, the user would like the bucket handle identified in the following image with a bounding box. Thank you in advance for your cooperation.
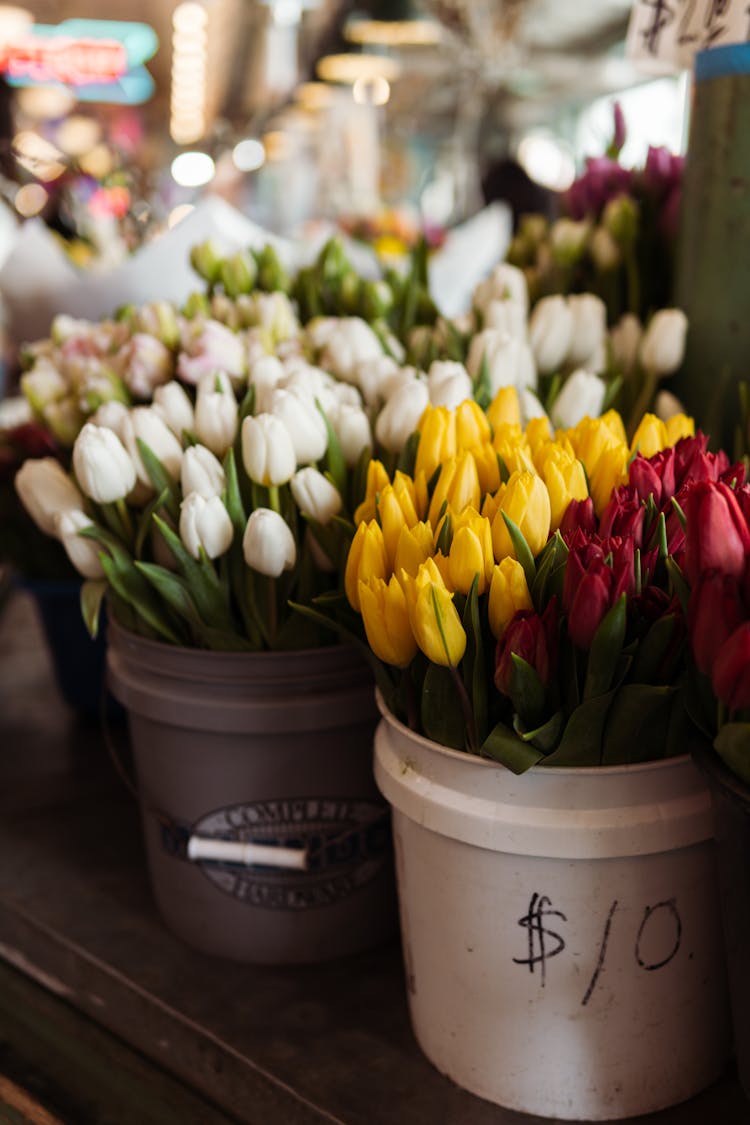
[101,673,389,872]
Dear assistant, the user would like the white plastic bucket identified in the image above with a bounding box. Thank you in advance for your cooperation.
[374,698,731,1121]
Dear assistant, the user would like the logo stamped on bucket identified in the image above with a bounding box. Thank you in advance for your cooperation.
[184,797,391,910]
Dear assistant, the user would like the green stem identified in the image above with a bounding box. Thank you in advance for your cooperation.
[268,575,277,646]
[450,664,478,754]
[115,498,134,544]
[627,366,661,442]
[267,485,280,514]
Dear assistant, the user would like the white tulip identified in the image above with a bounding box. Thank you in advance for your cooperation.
[249,354,285,414]
[482,299,527,340]
[242,508,296,576]
[375,378,430,453]
[639,309,688,377]
[380,365,422,402]
[0,395,33,432]
[270,387,328,465]
[551,369,607,429]
[179,492,234,560]
[333,381,362,409]
[54,508,104,578]
[92,400,130,439]
[473,263,528,318]
[332,402,372,466]
[354,355,400,406]
[153,381,195,438]
[181,444,225,499]
[290,467,342,525]
[528,295,574,375]
[20,363,67,412]
[655,390,686,421]
[427,361,473,409]
[15,457,84,536]
[466,330,537,394]
[122,333,173,399]
[566,294,607,369]
[304,316,340,351]
[318,317,383,383]
[194,370,238,457]
[520,390,548,426]
[129,406,184,481]
[72,424,136,503]
[177,319,247,388]
[241,413,296,486]
[244,291,298,342]
[609,314,642,379]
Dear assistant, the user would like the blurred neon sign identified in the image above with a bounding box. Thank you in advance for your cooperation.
[1,20,158,104]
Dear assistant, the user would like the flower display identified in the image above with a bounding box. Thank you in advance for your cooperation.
[304,386,750,772]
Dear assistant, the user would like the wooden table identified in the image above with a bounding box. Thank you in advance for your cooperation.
[0,590,747,1125]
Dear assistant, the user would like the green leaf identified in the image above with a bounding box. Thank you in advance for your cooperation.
[665,556,690,617]
[602,373,623,412]
[714,723,750,786]
[601,684,677,766]
[509,653,547,728]
[223,447,246,534]
[473,351,493,411]
[462,576,487,746]
[80,579,108,639]
[351,443,373,513]
[628,613,678,685]
[151,515,233,631]
[316,400,347,496]
[541,691,616,768]
[497,455,510,485]
[99,553,182,644]
[583,594,626,700]
[396,430,420,478]
[421,663,466,750]
[481,721,544,774]
[514,709,565,753]
[435,509,452,556]
[135,561,201,628]
[135,487,171,560]
[135,439,179,522]
[531,531,567,610]
[670,495,686,532]
[501,512,536,589]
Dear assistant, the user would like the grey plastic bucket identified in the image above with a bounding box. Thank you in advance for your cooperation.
[107,622,395,963]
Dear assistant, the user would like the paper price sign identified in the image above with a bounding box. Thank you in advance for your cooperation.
[626,0,750,73]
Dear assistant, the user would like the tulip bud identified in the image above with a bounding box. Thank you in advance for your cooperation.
[473,263,528,318]
[242,507,296,576]
[539,450,589,531]
[194,370,238,457]
[42,398,84,447]
[566,294,607,369]
[72,423,137,503]
[402,561,466,667]
[482,299,527,339]
[241,413,296,486]
[448,524,491,595]
[190,239,222,285]
[602,194,638,247]
[358,576,417,668]
[551,369,607,430]
[332,402,371,467]
[54,508,104,578]
[466,331,537,396]
[181,444,225,499]
[684,480,750,586]
[179,492,234,560]
[345,519,388,610]
[15,457,84,537]
[588,443,629,516]
[178,319,247,388]
[153,381,195,439]
[492,470,551,561]
[183,291,211,320]
[375,378,430,454]
[549,218,590,266]
[629,413,668,459]
[136,301,180,349]
[639,309,688,377]
[609,314,642,378]
[427,361,473,410]
[528,295,573,375]
[415,405,457,482]
[488,557,533,638]
[21,363,67,413]
[353,459,391,524]
[427,453,482,527]
[270,387,328,465]
[290,467,342,525]
[122,333,173,400]
[689,572,744,677]
[129,406,184,483]
[393,521,434,578]
[486,386,522,430]
[590,227,621,271]
[455,399,492,450]
[318,318,383,383]
[219,251,257,298]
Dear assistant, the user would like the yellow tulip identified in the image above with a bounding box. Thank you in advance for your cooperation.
[491,470,551,561]
[600,409,627,445]
[664,412,694,445]
[449,525,491,595]
[378,485,410,570]
[473,440,502,495]
[455,399,491,450]
[488,557,533,638]
[481,486,504,523]
[415,405,456,481]
[589,444,629,515]
[525,415,552,453]
[412,469,429,521]
[493,425,536,475]
[427,452,481,527]
[487,386,521,430]
[354,459,390,524]
[630,413,668,459]
[345,519,388,610]
[359,575,417,667]
[452,508,494,585]
[539,451,589,530]
[393,520,435,578]
[392,470,421,524]
[565,416,621,482]
[402,561,467,667]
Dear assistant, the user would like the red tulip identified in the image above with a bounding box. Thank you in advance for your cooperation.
[684,480,750,586]
[599,486,645,547]
[688,572,745,676]
[494,602,558,696]
[564,550,614,650]
[713,623,750,713]
[559,496,597,540]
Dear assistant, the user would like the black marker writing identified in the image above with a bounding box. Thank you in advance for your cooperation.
[513,893,567,987]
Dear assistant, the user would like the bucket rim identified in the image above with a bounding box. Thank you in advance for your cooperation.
[375,690,690,778]
[108,615,355,664]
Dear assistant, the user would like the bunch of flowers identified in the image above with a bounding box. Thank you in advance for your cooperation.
[311,386,743,771]
[684,478,750,784]
[507,104,683,324]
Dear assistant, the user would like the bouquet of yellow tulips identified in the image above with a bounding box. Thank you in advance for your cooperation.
[303,387,721,771]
